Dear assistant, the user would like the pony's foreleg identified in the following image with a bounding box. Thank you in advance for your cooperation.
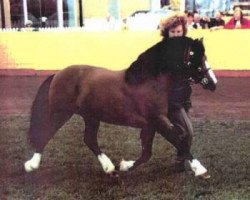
[119,127,155,171]
[188,159,210,179]
[83,118,116,174]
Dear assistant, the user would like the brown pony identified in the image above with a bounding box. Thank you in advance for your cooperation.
[24,37,217,178]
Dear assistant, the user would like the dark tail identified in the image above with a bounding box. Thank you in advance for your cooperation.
[28,75,55,152]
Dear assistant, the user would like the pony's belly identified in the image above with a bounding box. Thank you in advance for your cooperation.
[84,107,147,128]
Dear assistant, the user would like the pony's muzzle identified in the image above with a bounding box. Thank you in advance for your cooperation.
[204,61,217,91]
[202,79,216,91]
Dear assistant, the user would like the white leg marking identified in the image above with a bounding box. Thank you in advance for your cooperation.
[189,159,207,176]
[119,159,135,171]
[24,153,42,172]
[98,153,115,174]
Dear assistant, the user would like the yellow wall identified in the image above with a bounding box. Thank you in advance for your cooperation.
[83,0,150,19]
[120,0,150,19]
[83,0,109,18]
[188,30,250,70]
[0,30,250,70]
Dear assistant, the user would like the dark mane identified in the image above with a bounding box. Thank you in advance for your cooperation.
[125,36,194,85]
[192,38,205,55]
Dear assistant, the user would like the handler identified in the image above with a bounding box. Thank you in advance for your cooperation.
[159,13,194,171]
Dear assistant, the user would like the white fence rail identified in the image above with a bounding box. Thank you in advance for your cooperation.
[0,18,122,32]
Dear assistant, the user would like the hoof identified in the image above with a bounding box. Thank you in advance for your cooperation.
[109,170,119,178]
[119,159,135,171]
[24,153,42,172]
[24,161,36,172]
[197,172,211,180]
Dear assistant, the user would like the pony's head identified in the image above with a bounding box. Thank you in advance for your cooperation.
[187,38,217,91]
[125,36,217,91]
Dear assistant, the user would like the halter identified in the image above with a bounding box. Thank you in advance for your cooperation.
[174,44,196,83]
[181,43,207,84]
[183,44,217,86]
[183,45,192,68]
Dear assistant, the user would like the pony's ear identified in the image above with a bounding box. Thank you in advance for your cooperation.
[199,37,204,43]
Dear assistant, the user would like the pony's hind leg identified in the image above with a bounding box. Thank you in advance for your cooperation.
[83,118,116,175]
[24,110,73,172]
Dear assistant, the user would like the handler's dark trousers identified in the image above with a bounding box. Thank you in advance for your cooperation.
[167,104,193,161]
[160,79,194,162]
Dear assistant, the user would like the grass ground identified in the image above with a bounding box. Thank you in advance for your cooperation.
[0,115,249,200]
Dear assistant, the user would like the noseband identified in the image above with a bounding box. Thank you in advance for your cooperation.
[183,46,217,86]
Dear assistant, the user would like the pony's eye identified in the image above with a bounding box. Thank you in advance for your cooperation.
[190,51,194,56]
[198,67,202,72]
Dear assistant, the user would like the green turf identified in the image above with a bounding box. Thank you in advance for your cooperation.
[0,115,249,199]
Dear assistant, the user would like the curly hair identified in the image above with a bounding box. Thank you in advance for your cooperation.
[160,13,187,39]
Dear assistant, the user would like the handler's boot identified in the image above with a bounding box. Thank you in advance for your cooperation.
[175,159,185,172]
[175,152,190,173]
[159,123,191,173]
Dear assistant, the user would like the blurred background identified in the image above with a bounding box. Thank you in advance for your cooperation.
[0,0,249,72]
[1,0,249,30]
